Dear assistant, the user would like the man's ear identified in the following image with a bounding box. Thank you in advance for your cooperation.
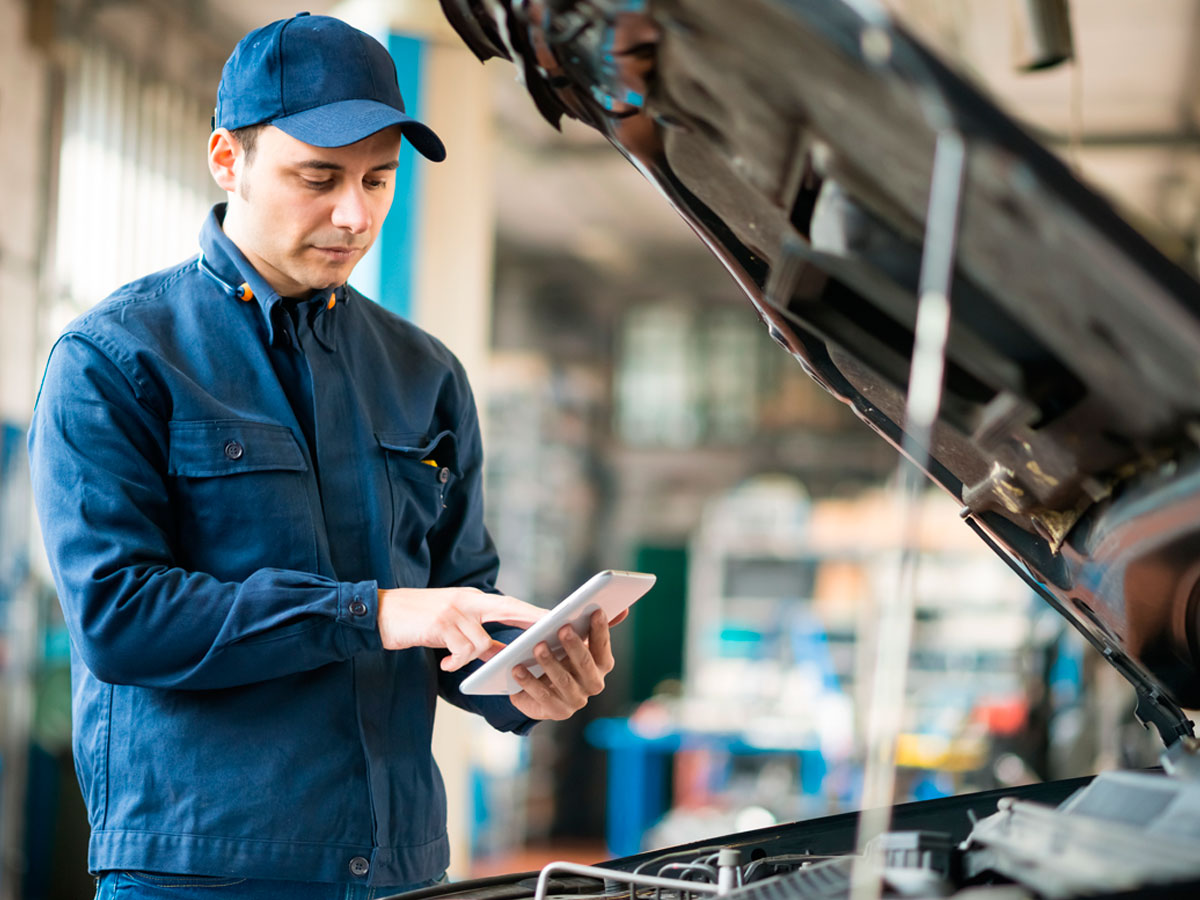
[208,129,240,193]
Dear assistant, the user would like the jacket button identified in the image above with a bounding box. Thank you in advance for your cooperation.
[224,440,244,461]
[349,857,370,877]
[349,599,368,617]
[438,467,450,484]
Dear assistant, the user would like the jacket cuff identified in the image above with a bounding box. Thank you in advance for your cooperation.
[460,692,538,734]
[338,580,383,655]
[509,715,539,736]
[462,624,539,733]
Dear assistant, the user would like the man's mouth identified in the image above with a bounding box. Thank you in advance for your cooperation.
[312,246,361,262]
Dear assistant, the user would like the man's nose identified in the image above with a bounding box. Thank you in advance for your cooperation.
[331,187,372,234]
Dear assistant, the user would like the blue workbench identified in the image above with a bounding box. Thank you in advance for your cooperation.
[585,717,827,857]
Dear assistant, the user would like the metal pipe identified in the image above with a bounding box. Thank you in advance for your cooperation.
[850,127,969,900]
[716,848,741,894]
[533,861,724,900]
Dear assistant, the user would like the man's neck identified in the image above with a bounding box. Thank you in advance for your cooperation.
[220,205,318,299]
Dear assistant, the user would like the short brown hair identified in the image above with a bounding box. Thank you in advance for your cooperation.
[231,124,266,164]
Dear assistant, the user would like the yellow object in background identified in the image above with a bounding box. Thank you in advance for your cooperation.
[422,459,438,467]
[895,733,986,772]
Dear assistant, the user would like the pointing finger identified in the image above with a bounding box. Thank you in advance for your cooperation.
[477,638,508,662]
[469,594,548,628]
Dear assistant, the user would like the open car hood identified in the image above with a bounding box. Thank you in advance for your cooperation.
[440,0,1200,745]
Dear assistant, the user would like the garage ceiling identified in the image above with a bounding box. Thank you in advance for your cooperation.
[895,0,1200,261]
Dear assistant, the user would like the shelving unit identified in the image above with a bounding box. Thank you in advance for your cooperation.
[664,481,1039,831]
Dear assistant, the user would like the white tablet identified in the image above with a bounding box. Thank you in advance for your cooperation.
[460,570,656,695]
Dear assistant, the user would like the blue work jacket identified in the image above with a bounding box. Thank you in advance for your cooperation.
[28,205,532,886]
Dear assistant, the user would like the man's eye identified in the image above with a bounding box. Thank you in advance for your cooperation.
[302,179,332,190]
[365,179,388,190]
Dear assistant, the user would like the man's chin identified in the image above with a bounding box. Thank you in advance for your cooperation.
[293,266,353,295]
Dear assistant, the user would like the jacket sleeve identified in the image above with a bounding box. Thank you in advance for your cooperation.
[29,333,384,691]
[425,373,536,735]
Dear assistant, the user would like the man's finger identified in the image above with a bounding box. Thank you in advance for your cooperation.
[439,623,475,671]
[534,639,588,705]
[440,612,496,671]
[477,638,508,662]
[466,593,547,628]
[511,667,572,721]
[513,665,554,705]
[557,625,605,695]
[587,611,615,675]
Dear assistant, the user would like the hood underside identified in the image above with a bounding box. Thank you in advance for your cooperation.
[441,0,1200,743]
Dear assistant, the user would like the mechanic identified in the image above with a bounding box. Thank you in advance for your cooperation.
[28,13,619,900]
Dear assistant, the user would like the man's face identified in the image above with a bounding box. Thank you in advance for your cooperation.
[219,125,404,297]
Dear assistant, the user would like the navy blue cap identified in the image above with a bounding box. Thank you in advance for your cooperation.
[215,12,445,161]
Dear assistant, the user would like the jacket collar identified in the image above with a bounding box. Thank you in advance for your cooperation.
[198,204,347,350]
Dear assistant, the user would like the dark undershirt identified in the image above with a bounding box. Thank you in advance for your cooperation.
[269,294,328,481]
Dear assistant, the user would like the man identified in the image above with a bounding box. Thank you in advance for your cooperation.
[28,13,618,898]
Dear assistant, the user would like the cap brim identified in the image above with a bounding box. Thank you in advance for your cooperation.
[272,99,446,161]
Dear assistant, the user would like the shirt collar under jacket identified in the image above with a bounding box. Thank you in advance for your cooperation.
[197,203,348,351]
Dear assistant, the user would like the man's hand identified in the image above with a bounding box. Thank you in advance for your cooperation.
[508,610,617,721]
[377,587,546,672]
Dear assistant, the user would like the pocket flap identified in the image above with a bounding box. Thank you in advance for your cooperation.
[376,429,459,476]
[168,419,307,478]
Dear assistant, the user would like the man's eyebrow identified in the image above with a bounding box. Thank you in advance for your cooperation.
[292,160,400,172]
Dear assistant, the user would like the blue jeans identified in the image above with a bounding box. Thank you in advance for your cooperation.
[95,871,448,900]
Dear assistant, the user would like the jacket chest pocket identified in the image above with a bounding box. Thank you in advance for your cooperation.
[167,419,314,578]
[376,430,458,573]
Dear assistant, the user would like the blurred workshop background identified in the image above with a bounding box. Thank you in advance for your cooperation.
[2,1,1200,898]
